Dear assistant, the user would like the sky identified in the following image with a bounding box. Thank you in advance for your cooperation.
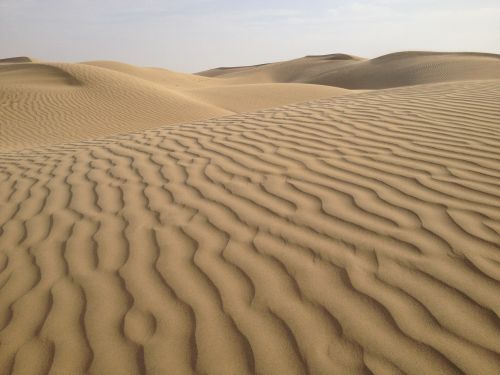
[1,0,499,72]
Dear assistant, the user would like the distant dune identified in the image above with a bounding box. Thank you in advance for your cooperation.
[198,51,500,89]
[1,53,499,375]
[0,57,34,63]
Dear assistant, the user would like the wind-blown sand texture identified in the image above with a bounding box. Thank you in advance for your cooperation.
[1,76,499,374]
[0,59,348,150]
[2,49,500,375]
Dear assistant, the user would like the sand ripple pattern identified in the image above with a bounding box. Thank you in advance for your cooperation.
[0,80,499,374]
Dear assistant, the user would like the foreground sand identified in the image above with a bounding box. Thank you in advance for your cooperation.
[0,78,499,374]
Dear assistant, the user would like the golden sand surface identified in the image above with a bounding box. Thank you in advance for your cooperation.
[1,54,499,374]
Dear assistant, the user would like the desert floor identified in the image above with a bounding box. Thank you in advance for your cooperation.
[1,53,500,374]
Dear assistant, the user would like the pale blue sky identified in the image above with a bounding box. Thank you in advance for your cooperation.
[1,0,499,72]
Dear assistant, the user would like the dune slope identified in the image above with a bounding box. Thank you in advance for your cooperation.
[198,53,363,83]
[0,60,350,150]
[198,51,500,89]
[0,79,499,374]
[183,83,349,113]
[0,62,230,150]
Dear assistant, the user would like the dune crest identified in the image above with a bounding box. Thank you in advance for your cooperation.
[0,79,499,374]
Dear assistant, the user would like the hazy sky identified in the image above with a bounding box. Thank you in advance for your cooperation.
[1,0,499,72]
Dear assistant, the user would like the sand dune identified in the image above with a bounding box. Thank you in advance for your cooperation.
[82,60,222,89]
[198,51,500,89]
[198,53,364,83]
[0,61,229,150]
[0,60,350,150]
[0,57,34,64]
[1,77,499,374]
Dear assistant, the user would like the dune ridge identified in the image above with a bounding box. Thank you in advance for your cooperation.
[0,79,499,374]
[198,51,500,89]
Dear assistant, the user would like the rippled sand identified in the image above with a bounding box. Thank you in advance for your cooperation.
[1,54,500,374]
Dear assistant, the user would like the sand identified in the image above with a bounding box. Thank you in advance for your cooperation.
[0,54,500,375]
[198,51,500,89]
[0,59,349,151]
